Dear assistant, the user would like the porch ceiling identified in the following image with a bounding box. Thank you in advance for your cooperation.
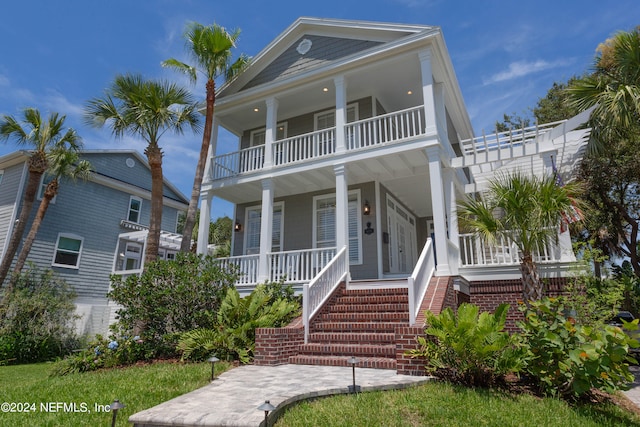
[210,146,433,218]
[216,51,425,134]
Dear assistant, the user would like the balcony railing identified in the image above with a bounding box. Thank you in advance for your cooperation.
[209,105,427,181]
[345,105,426,150]
[458,233,559,267]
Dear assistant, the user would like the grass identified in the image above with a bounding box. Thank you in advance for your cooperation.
[0,360,231,427]
[275,381,640,427]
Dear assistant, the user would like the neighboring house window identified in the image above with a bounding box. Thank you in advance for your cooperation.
[52,233,83,269]
[244,202,284,255]
[123,242,142,270]
[313,191,362,264]
[37,173,56,203]
[158,248,177,261]
[128,196,142,223]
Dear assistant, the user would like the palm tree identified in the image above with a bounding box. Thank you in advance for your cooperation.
[0,108,79,287]
[162,22,249,252]
[12,148,92,274]
[459,172,582,305]
[85,74,201,266]
[568,27,640,145]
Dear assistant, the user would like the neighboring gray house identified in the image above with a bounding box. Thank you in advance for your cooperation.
[0,150,188,335]
[195,16,592,362]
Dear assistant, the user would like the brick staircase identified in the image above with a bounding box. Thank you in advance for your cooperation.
[289,286,409,370]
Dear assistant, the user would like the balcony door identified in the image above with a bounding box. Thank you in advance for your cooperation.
[387,196,416,274]
[314,104,358,155]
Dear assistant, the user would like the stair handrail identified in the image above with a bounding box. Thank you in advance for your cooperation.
[408,238,436,325]
[302,246,348,343]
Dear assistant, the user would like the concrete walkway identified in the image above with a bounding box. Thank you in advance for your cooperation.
[624,365,640,409]
[129,364,431,427]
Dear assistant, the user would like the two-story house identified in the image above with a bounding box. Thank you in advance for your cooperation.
[196,17,592,371]
[0,150,188,336]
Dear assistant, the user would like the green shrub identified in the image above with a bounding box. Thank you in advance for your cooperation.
[0,268,78,364]
[518,297,637,398]
[407,303,524,386]
[178,284,301,363]
[107,252,236,354]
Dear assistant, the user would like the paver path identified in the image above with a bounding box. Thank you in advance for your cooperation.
[129,364,430,427]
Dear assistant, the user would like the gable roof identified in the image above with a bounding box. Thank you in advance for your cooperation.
[218,17,438,99]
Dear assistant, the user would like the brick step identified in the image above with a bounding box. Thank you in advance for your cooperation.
[308,332,395,344]
[315,311,409,323]
[335,295,408,305]
[311,321,408,333]
[299,343,395,358]
[341,287,408,296]
[327,302,408,313]
[289,354,397,370]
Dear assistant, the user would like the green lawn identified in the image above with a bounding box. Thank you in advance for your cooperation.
[2,362,639,427]
[0,360,230,427]
[275,381,640,427]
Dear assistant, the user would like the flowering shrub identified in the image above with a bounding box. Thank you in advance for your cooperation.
[51,334,153,376]
[518,297,638,398]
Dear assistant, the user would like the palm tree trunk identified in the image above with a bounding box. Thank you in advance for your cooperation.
[12,180,58,275]
[180,79,216,252]
[144,144,163,267]
[0,159,46,287]
[520,254,543,306]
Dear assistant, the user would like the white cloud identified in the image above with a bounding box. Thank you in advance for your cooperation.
[483,59,572,85]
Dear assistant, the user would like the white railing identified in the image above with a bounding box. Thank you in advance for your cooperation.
[268,247,336,283]
[302,246,348,343]
[210,145,265,180]
[214,254,260,285]
[458,233,559,267]
[460,120,565,156]
[345,105,426,150]
[407,238,436,325]
[272,128,335,166]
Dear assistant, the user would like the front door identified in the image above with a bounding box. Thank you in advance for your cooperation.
[387,196,416,275]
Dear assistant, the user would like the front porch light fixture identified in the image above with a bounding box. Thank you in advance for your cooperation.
[234,222,242,232]
[348,356,361,393]
[363,200,371,216]
[257,400,276,426]
[110,399,125,427]
[207,355,220,381]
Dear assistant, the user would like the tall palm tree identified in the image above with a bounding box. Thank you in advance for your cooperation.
[85,74,201,266]
[568,27,640,145]
[0,108,79,287]
[12,148,92,274]
[162,22,249,252]
[459,172,582,305]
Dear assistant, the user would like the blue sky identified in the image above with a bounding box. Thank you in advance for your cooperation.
[1,0,638,220]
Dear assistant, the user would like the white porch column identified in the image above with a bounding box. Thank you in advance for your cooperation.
[334,164,349,251]
[196,191,213,255]
[258,178,274,282]
[334,76,347,154]
[419,49,437,135]
[425,146,451,275]
[203,117,219,181]
[434,82,447,142]
[263,97,278,168]
[443,168,459,275]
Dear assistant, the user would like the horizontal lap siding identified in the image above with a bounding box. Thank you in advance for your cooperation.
[0,162,25,258]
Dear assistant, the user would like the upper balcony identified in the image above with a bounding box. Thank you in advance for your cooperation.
[210,105,428,181]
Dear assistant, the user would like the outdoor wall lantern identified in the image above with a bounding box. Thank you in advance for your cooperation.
[364,222,374,235]
[348,356,361,393]
[363,200,371,216]
[207,355,220,381]
[110,399,125,427]
[234,221,242,232]
[257,400,276,426]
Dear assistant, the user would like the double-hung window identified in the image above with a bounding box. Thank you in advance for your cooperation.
[37,173,56,203]
[313,190,362,264]
[128,196,142,223]
[52,233,83,268]
[244,202,284,255]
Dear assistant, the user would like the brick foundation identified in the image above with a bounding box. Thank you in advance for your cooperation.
[470,277,568,331]
[395,326,429,376]
[254,317,304,366]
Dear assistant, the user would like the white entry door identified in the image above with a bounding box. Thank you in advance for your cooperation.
[387,196,416,275]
